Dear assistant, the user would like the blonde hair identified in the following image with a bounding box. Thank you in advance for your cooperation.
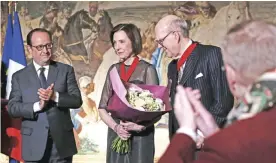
[140,21,158,60]
[221,20,276,80]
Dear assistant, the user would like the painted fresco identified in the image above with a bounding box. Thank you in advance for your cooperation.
[2,1,273,162]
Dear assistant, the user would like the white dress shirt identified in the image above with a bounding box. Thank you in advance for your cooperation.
[176,127,197,142]
[33,61,59,112]
[176,127,204,142]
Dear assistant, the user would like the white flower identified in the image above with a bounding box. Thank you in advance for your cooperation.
[155,98,163,104]
[145,97,154,104]
[134,98,146,108]
[127,86,165,112]
[140,90,151,97]
[129,87,138,92]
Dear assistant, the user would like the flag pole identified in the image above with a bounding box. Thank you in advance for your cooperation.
[8,1,12,14]
[14,1,17,12]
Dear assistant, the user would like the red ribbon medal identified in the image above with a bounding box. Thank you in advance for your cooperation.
[120,56,139,82]
[177,43,197,71]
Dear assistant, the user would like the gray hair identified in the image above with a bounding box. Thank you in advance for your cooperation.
[221,20,276,80]
[170,18,189,37]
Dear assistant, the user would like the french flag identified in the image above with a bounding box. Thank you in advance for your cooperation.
[1,11,26,163]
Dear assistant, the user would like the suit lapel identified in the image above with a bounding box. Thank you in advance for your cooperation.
[27,62,41,90]
[169,59,178,89]
[179,45,200,85]
[47,61,58,87]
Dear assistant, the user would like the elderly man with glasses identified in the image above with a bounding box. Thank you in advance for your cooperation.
[159,19,276,163]
[7,28,82,163]
[154,15,234,147]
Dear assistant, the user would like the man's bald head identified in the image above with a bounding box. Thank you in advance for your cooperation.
[155,15,189,37]
[154,15,190,58]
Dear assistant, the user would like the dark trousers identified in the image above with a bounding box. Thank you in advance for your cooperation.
[25,136,72,163]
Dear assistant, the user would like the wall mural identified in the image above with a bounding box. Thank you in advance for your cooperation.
[2,1,275,162]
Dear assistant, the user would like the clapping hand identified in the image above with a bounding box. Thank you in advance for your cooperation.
[38,83,54,101]
[38,83,54,109]
[174,86,219,139]
[174,86,201,131]
[185,87,219,138]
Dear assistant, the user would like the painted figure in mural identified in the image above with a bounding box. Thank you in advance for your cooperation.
[49,5,74,66]
[154,15,234,145]
[79,76,99,122]
[1,2,8,56]
[225,1,252,30]
[39,2,63,53]
[18,5,35,61]
[98,23,159,163]
[197,1,217,19]
[57,6,73,29]
[19,6,33,26]
[170,1,199,20]
[82,1,101,54]
[39,2,61,34]
[87,1,114,71]
[190,1,252,46]
[191,1,217,28]
[69,75,99,150]
[140,21,158,62]
[7,28,82,162]
[171,1,217,29]
[159,20,276,163]
[62,9,98,64]
[19,6,33,33]
[1,25,5,56]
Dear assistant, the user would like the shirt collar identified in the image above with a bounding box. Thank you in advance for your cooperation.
[175,39,193,60]
[33,60,49,72]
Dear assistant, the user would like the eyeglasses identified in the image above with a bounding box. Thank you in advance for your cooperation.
[156,31,180,48]
[156,31,173,47]
[31,43,53,51]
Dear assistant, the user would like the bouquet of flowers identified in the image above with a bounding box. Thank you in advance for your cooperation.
[107,67,171,154]
[127,87,165,112]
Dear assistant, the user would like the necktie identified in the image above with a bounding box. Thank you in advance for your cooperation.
[39,67,47,89]
[38,67,49,126]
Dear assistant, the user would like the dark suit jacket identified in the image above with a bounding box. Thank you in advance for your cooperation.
[8,60,82,161]
[168,43,234,139]
[158,106,276,163]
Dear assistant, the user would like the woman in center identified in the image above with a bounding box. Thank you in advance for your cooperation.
[98,23,159,163]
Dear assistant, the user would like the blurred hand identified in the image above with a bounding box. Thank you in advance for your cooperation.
[115,124,131,140]
[196,135,204,149]
[174,86,197,131]
[185,88,219,138]
[120,121,145,132]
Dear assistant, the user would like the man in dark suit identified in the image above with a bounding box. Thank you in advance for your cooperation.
[158,20,276,163]
[8,28,82,163]
[155,15,234,140]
